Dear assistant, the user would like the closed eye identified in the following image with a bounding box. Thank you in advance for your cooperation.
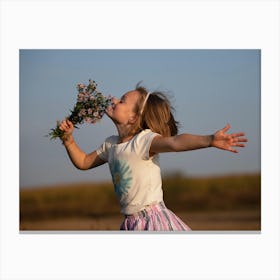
[120,96,126,103]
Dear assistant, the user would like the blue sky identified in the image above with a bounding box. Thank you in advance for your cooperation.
[20,49,260,187]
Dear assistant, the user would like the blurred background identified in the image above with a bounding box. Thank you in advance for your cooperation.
[20,49,260,230]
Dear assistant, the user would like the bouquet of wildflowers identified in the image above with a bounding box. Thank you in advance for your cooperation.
[48,79,112,140]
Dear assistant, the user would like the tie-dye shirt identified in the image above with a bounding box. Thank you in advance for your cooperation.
[96,129,163,215]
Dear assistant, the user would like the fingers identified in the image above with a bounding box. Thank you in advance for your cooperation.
[221,123,231,133]
[236,138,248,143]
[66,119,73,127]
[230,137,247,151]
[227,142,243,152]
[231,132,245,138]
[233,143,246,147]
[232,136,247,149]
[59,119,73,132]
[230,129,248,144]
[232,137,248,143]
[59,122,66,132]
[222,126,248,142]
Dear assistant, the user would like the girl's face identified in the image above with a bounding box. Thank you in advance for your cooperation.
[106,90,141,125]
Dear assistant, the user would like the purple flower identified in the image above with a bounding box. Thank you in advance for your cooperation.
[48,79,112,140]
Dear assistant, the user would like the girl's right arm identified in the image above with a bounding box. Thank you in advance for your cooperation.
[59,120,106,170]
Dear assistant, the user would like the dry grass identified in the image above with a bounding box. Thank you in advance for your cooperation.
[20,173,261,231]
[20,210,260,231]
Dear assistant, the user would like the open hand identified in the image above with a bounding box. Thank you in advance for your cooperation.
[211,124,248,153]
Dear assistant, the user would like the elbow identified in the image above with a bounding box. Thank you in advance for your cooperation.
[76,166,87,171]
[76,163,91,170]
[73,155,90,170]
[73,162,88,171]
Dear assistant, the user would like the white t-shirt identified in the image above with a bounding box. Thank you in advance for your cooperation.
[96,129,163,215]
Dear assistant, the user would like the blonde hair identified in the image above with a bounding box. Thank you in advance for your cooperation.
[132,84,179,137]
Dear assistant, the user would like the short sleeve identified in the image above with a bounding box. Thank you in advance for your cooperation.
[134,130,160,160]
[96,136,117,162]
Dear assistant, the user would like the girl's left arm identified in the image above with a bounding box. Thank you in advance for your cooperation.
[150,124,247,155]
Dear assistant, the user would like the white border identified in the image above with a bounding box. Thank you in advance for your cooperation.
[1,0,279,279]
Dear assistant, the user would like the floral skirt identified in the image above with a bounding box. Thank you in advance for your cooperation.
[120,201,191,231]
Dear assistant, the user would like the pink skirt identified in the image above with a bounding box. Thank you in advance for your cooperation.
[120,201,191,231]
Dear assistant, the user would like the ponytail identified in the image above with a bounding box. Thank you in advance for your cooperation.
[134,85,179,137]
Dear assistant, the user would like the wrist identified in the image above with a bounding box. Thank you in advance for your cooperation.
[61,134,74,147]
[208,135,214,147]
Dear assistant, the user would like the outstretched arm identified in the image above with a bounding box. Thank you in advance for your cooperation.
[150,124,247,155]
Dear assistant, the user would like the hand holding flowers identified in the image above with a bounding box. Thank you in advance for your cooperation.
[48,79,112,140]
[58,119,75,144]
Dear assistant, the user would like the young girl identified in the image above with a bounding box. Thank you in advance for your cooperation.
[59,85,247,231]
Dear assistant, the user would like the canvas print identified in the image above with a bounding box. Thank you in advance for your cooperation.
[20,49,260,231]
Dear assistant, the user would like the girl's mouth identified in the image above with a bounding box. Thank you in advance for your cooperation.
[105,104,115,115]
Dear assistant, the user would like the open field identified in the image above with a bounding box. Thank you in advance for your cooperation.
[20,173,261,231]
[20,210,260,231]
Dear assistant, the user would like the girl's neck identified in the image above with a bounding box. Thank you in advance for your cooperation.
[118,134,135,144]
[116,124,135,143]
